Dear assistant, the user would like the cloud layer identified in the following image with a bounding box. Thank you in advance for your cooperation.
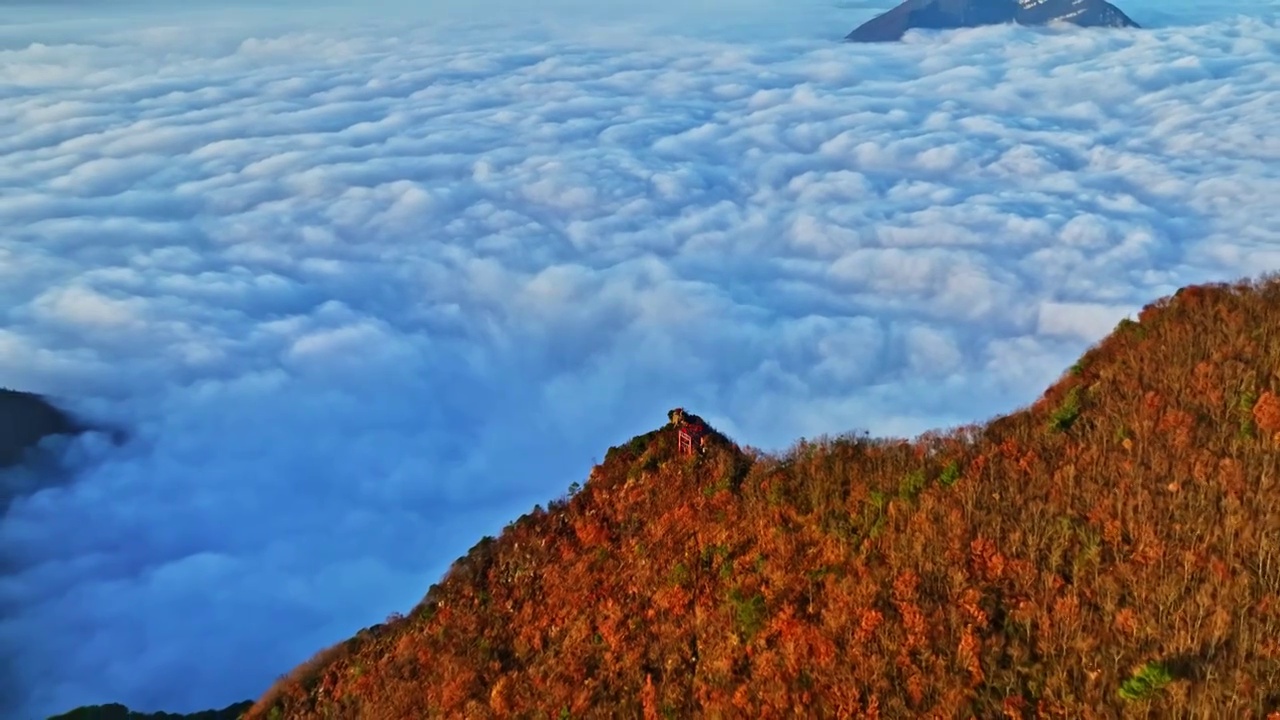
[1,2,1278,717]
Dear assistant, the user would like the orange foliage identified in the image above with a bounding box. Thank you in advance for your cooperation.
[243,275,1280,719]
[1253,390,1280,435]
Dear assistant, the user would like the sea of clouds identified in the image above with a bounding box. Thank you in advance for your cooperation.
[1,0,1278,715]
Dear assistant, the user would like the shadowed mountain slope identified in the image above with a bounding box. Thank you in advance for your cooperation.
[245,276,1280,718]
[845,0,1139,42]
[46,701,253,720]
[0,388,80,469]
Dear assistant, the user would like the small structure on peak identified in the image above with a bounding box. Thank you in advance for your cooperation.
[668,407,708,456]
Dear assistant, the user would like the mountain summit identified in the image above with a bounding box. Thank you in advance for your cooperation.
[845,0,1139,42]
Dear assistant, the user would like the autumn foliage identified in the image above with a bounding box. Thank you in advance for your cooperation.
[245,276,1280,719]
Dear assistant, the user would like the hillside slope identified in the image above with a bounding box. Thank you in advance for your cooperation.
[247,277,1280,718]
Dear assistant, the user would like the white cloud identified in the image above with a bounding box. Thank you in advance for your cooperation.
[0,2,1278,717]
[1037,301,1134,340]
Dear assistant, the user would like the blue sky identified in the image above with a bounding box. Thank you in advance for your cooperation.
[1,1,1278,717]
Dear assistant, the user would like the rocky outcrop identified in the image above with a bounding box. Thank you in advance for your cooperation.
[845,0,1139,42]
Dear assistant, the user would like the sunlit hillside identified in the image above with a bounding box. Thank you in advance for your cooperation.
[242,276,1280,718]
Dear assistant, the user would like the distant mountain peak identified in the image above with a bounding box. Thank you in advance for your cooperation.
[845,0,1139,42]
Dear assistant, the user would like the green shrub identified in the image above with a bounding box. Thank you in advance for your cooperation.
[938,461,961,487]
[868,491,887,512]
[1049,387,1082,432]
[1118,662,1172,702]
[1238,389,1259,413]
[668,562,691,587]
[1235,388,1259,440]
[898,469,927,501]
[729,589,767,642]
[1116,318,1146,338]
[862,492,888,538]
[1239,419,1257,440]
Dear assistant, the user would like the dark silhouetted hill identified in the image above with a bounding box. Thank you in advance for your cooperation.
[46,700,252,720]
[223,276,1280,716]
[0,388,80,468]
[846,0,1139,42]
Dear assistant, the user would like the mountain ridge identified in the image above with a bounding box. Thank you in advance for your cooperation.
[234,274,1280,718]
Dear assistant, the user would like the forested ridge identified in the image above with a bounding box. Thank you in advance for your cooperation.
[245,276,1280,719]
